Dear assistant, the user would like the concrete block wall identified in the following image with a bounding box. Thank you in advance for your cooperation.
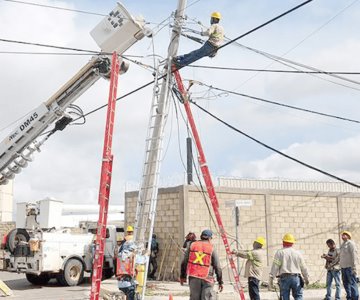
[125,187,184,280]
[125,184,360,284]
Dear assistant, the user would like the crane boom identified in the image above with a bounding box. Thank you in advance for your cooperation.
[0,2,149,185]
[0,55,114,185]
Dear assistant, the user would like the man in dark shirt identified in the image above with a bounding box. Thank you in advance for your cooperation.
[180,229,223,299]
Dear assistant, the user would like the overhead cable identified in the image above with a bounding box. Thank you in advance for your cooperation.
[197,82,360,124]
[188,65,360,75]
[2,0,159,24]
[192,102,360,189]
[218,0,314,51]
[3,0,107,16]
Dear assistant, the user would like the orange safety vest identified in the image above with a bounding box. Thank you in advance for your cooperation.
[187,241,214,281]
[116,255,135,277]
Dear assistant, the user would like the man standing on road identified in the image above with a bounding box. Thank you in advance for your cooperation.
[339,231,359,300]
[180,229,223,299]
[321,238,341,300]
[232,236,266,300]
[269,233,309,300]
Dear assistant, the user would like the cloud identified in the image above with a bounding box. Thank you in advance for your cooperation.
[230,135,360,183]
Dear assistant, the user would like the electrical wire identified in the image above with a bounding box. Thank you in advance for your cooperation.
[235,43,360,92]
[218,0,314,51]
[2,0,161,25]
[188,64,360,75]
[191,101,360,189]
[3,0,107,16]
[196,81,360,125]
[229,0,360,90]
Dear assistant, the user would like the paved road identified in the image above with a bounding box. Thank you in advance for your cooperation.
[0,271,347,300]
[0,271,91,299]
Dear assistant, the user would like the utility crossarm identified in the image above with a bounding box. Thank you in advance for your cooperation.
[0,2,150,185]
[0,55,124,185]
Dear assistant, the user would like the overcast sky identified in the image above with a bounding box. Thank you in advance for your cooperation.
[1,0,360,205]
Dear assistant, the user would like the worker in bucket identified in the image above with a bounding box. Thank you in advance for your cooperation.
[232,236,266,300]
[180,229,223,299]
[173,12,224,68]
[339,231,359,300]
[269,233,309,300]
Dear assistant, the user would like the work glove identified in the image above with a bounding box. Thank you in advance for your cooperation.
[180,277,186,285]
[304,278,309,286]
[218,284,223,292]
[268,277,275,291]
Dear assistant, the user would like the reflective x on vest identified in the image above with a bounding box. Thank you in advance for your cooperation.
[187,241,213,280]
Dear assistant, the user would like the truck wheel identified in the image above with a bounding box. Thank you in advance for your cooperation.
[6,229,30,254]
[62,259,84,286]
[26,273,50,285]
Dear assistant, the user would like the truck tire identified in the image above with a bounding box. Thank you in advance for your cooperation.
[26,273,50,285]
[6,229,30,254]
[60,258,84,286]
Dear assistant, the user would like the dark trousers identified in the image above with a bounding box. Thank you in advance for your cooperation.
[248,277,260,300]
[148,255,157,278]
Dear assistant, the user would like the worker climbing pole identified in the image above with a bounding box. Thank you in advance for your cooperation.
[172,68,246,300]
[90,52,120,300]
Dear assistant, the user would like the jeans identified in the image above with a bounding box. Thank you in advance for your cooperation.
[119,285,136,300]
[280,275,303,300]
[341,267,359,300]
[325,270,341,300]
[175,41,217,67]
[248,277,260,300]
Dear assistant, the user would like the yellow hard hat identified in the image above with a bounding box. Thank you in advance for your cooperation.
[283,233,296,244]
[341,231,352,239]
[211,12,221,20]
[255,236,266,246]
[126,225,134,232]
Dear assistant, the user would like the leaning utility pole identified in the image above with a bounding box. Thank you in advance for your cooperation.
[133,0,187,299]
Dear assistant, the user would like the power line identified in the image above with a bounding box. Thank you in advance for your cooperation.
[228,0,359,90]
[218,0,314,51]
[196,82,360,124]
[235,43,360,92]
[191,101,360,189]
[3,0,107,16]
[2,0,168,25]
[189,64,360,75]
[0,38,100,54]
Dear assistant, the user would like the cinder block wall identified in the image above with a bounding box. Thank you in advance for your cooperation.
[125,186,184,281]
[125,185,360,283]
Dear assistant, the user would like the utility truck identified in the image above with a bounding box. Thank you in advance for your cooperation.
[1,198,119,286]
